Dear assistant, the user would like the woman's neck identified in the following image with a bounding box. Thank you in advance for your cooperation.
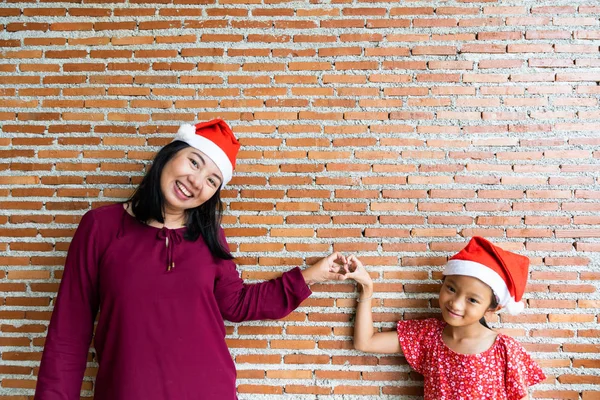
[160,209,186,229]
[124,202,185,229]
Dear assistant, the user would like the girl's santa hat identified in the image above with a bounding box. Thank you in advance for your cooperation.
[174,119,240,188]
[443,236,530,315]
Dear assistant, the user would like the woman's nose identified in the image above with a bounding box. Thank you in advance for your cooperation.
[188,174,203,191]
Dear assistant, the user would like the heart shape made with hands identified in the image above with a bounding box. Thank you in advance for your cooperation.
[332,255,361,277]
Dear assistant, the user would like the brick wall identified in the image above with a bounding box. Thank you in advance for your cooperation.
[1,1,599,398]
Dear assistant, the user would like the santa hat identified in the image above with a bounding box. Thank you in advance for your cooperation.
[443,236,530,315]
[173,119,240,187]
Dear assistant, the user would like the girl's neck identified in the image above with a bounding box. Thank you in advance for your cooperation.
[443,321,490,340]
[442,321,497,355]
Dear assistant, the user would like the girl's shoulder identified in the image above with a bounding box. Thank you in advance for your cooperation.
[493,331,537,362]
[396,318,444,375]
[493,332,547,388]
[398,317,444,329]
[494,331,527,351]
[397,318,444,340]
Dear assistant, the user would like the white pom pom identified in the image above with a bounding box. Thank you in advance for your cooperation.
[504,300,525,315]
[175,124,196,140]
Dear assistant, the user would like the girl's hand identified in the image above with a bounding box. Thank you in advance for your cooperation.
[343,255,373,291]
[301,252,348,285]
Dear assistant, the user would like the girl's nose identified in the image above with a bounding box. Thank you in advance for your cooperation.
[450,298,462,310]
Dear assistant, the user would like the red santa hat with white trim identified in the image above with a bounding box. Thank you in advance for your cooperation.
[173,119,240,188]
[443,236,530,315]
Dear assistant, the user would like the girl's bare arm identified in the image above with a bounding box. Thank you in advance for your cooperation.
[346,255,402,354]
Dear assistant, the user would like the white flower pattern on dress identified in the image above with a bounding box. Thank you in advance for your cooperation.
[397,318,546,400]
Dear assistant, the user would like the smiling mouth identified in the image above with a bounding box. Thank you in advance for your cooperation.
[446,307,463,318]
[176,181,193,198]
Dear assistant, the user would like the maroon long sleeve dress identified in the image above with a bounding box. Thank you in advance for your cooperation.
[35,203,312,400]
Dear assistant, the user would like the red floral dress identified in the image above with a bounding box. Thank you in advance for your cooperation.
[397,318,546,400]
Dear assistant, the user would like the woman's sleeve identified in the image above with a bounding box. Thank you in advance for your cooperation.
[396,318,437,374]
[213,232,312,322]
[503,337,547,400]
[34,211,101,400]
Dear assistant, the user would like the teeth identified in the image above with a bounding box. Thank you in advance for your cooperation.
[176,181,192,197]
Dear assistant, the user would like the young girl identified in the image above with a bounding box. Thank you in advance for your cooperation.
[343,236,546,399]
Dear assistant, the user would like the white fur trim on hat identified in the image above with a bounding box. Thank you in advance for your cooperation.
[444,259,523,315]
[174,124,233,187]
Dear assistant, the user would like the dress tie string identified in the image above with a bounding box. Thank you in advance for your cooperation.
[156,227,183,272]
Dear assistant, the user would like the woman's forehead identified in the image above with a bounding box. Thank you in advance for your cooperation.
[185,148,221,171]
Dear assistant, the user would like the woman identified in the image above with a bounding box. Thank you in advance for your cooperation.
[34,119,347,400]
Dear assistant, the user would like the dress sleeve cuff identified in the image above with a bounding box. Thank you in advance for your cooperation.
[284,266,312,301]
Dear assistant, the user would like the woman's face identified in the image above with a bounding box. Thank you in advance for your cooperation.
[160,147,223,215]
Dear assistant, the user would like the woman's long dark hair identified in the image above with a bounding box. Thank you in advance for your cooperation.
[127,140,233,260]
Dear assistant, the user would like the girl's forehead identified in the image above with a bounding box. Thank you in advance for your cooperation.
[445,274,493,294]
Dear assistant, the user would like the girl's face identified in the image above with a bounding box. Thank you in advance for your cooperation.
[439,275,496,328]
[160,147,223,215]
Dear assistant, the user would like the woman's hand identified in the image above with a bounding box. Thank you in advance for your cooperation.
[301,252,348,285]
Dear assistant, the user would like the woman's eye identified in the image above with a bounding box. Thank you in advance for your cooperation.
[190,159,199,168]
[208,178,217,187]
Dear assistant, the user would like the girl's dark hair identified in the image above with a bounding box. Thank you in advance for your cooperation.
[479,294,498,330]
[127,140,233,260]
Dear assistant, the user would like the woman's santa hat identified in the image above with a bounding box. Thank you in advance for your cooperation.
[173,119,240,188]
[443,236,530,315]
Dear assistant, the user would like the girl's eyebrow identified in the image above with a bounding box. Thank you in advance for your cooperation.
[445,277,456,285]
[445,277,483,300]
[461,288,484,301]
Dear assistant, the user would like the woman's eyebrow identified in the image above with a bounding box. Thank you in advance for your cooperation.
[191,152,206,165]
[212,173,223,185]
[192,152,223,185]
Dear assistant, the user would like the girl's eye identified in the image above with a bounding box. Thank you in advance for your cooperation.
[446,285,455,293]
[469,298,479,304]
